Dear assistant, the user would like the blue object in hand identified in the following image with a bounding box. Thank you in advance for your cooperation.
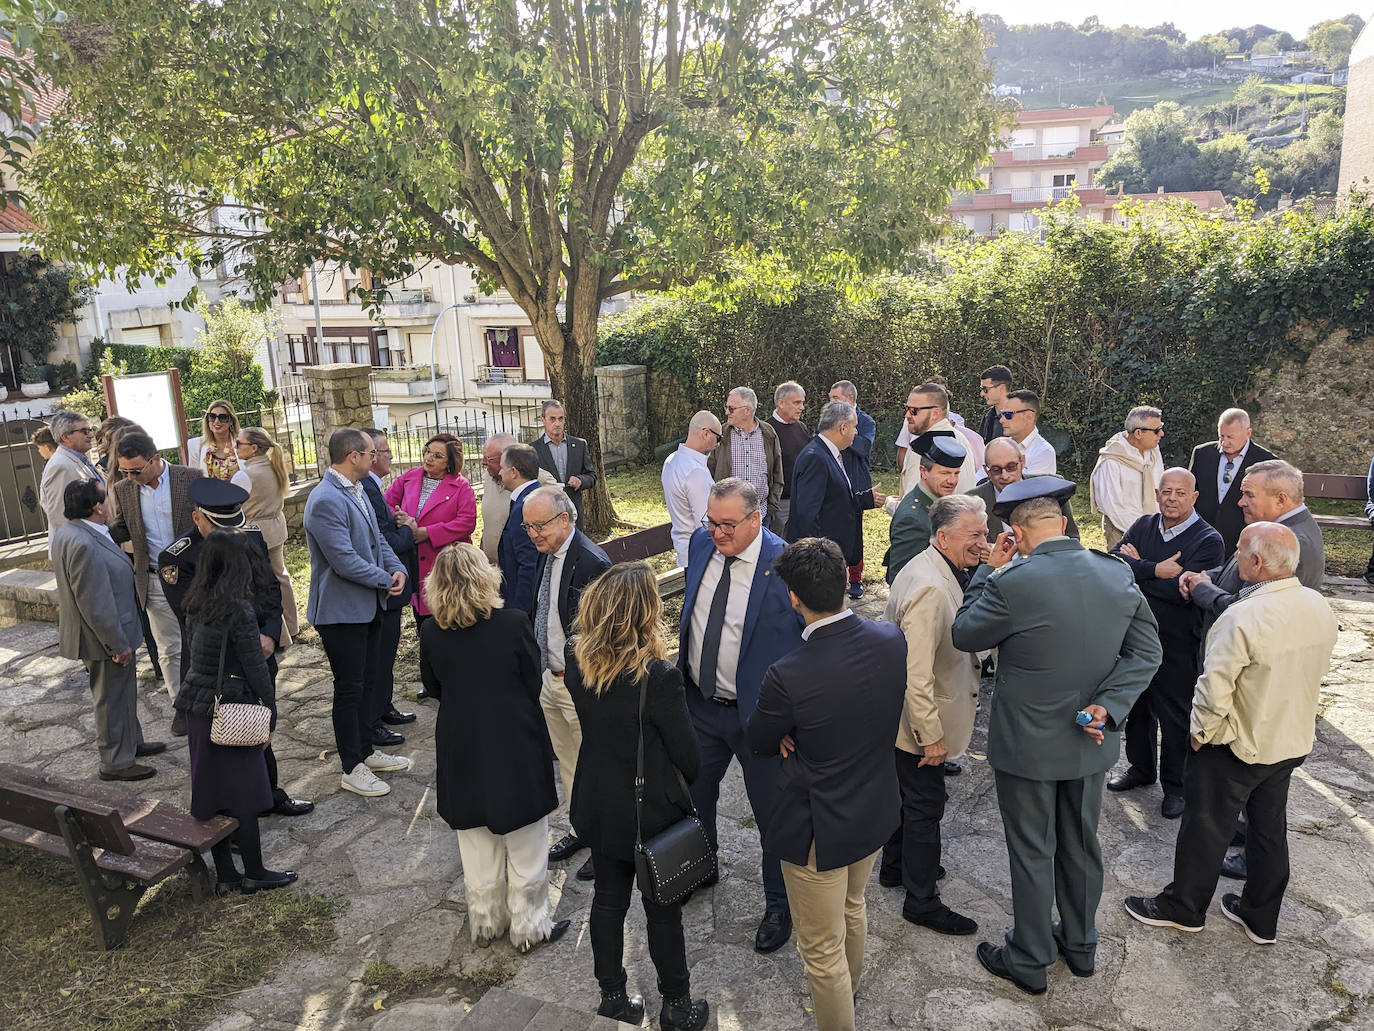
[1075,710,1094,726]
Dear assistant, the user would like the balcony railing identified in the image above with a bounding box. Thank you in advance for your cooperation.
[476,365,525,384]
[1010,186,1080,203]
[1010,145,1080,162]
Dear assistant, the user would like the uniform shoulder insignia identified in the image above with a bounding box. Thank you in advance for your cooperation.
[166,536,192,556]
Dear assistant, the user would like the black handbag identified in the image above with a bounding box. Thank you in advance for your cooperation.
[632,674,716,906]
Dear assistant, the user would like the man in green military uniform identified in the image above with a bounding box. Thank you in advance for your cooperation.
[951,476,1161,994]
[886,431,967,584]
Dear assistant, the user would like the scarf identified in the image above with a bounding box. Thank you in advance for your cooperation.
[1089,432,1158,517]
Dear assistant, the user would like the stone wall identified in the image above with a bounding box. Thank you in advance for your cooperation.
[647,369,697,451]
[594,364,649,470]
[301,363,374,476]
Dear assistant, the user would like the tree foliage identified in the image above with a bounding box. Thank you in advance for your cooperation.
[0,252,90,362]
[1308,18,1359,69]
[0,0,66,209]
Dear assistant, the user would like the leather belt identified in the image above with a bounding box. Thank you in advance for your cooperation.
[709,696,738,708]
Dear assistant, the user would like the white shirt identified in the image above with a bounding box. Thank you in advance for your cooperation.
[818,433,851,486]
[1276,503,1310,525]
[544,532,573,672]
[1160,510,1200,542]
[1018,428,1058,476]
[1091,439,1163,533]
[137,462,176,566]
[1217,441,1249,501]
[801,608,853,640]
[510,479,538,505]
[662,445,714,568]
[81,518,113,541]
[686,529,764,701]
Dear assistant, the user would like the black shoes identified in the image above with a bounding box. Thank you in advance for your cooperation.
[576,855,596,881]
[1220,852,1247,880]
[517,918,571,954]
[975,941,1046,995]
[1220,892,1275,944]
[1054,925,1094,977]
[100,763,156,781]
[381,706,416,725]
[1107,768,1154,792]
[904,904,977,936]
[414,688,435,702]
[597,989,646,1025]
[1122,895,1204,933]
[266,797,315,817]
[848,582,864,599]
[135,741,167,757]
[1161,794,1186,819]
[754,910,792,953]
[660,994,709,1031]
[549,832,585,863]
[371,727,405,747]
[942,761,962,776]
[242,870,298,893]
[170,711,188,737]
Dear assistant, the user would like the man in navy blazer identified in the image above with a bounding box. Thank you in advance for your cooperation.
[679,477,805,953]
[828,381,883,599]
[361,428,418,731]
[497,442,545,613]
[786,400,864,564]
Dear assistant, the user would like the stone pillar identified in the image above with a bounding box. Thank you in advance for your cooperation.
[301,363,375,475]
[595,364,649,470]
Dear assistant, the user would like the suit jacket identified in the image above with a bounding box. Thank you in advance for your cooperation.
[303,473,404,625]
[845,407,877,505]
[53,520,142,663]
[39,446,100,553]
[363,476,416,610]
[1188,504,1326,630]
[968,475,1078,541]
[1188,440,1277,557]
[785,436,862,564]
[885,485,936,584]
[384,467,477,614]
[747,613,905,870]
[885,546,980,760]
[110,463,201,606]
[498,483,542,613]
[535,528,611,635]
[480,467,558,561]
[951,538,1162,781]
[678,526,804,726]
[532,434,597,521]
[708,420,784,518]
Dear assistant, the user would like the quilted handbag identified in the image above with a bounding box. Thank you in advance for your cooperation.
[632,675,716,906]
[208,628,272,747]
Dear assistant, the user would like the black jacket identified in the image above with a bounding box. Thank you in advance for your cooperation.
[785,435,863,564]
[535,528,611,634]
[748,613,905,871]
[174,604,276,720]
[362,475,416,610]
[568,658,700,862]
[420,608,558,834]
[979,406,1005,444]
[532,434,597,521]
[1187,440,1277,558]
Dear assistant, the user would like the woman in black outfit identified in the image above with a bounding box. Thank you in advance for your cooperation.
[174,532,296,893]
[568,562,707,1030]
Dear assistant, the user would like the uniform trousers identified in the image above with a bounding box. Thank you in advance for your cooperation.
[317,614,383,773]
[85,656,145,772]
[994,769,1104,989]
[455,817,552,949]
[142,584,183,702]
[879,749,947,917]
[540,669,582,803]
[1154,745,1304,940]
[781,843,878,1031]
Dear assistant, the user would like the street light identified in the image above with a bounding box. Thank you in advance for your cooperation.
[427,302,462,425]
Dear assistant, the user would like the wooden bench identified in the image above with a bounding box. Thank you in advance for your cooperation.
[600,522,685,598]
[0,763,237,949]
[1305,473,1372,532]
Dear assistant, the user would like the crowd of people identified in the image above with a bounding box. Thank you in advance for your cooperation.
[31,371,1372,1030]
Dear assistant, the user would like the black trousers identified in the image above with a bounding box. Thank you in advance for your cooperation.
[1156,745,1305,939]
[589,849,690,999]
[318,614,384,773]
[879,749,948,917]
[1365,534,1374,580]
[370,608,404,730]
[1124,619,1200,798]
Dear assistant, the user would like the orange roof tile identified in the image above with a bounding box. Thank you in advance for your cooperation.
[0,203,40,234]
[1118,190,1228,210]
[1016,106,1114,123]
[0,39,65,125]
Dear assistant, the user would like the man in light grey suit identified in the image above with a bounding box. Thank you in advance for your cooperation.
[304,428,410,799]
[52,479,164,780]
[39,410,102,553]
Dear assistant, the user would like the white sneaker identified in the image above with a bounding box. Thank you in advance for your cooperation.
[341,763,390,797]
[365,751,413,773]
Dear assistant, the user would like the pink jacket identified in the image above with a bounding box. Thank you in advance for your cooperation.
[384,468,478,614]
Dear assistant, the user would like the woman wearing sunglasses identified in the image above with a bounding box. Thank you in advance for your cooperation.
[189,401,242,481]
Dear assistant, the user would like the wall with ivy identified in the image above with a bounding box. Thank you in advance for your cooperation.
[599,197,1374,477]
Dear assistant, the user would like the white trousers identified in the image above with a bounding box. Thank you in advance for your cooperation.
[142,584,183,702]
[456,817,552,949]
[540,670,582,803]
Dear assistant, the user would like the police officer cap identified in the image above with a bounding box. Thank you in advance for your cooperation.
[189,478,249,527]
[991,475,1077,520]
[913,430,967,470]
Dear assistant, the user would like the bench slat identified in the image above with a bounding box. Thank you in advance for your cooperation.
[1305,474,1367,501]
[1313,515,1372,531]
[0,783,136,855]
[0,820,192,883]
[601,523,674,565]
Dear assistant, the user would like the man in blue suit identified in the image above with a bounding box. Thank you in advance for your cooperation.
[680,477,805,953]
[828,381,882,599]
[497,442,544,613]
[786,400,864,564]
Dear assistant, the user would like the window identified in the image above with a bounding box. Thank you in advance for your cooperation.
[486,327,521,368]
[1010,129,1035,149]
[1042,126,1080,157]
[284,327,384,371]
[120,327,163,347]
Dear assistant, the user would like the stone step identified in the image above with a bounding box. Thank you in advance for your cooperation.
[459,988,623,1030]
[0,567,58,626]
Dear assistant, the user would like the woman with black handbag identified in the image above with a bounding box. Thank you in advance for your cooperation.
[174,532,297,894]
[568,562,708,1030]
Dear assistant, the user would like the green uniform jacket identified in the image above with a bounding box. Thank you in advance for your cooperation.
[885,485,936,584]
[950,537,1162,781]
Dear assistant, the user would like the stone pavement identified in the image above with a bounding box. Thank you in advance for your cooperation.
[3,580,1374,1030]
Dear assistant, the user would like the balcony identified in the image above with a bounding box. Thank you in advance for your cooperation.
[476,365,525,385]
[1009,186,1108,207]
[991,145,1107,166]
[370,365,448,402]
[279,286,444,322]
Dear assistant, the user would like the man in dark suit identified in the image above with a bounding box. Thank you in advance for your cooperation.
[748,537,905,1031]
[952,477,1161,996]
[497,443,545,613]
[828,381,882,599]
[1187,408,1276,558]
[785,400,863,564]
[977,365,1012,444]
[1107,469,1224,819]
[522,485,611,879]
[969,437,1078,541]
[680,477,805,953]
[532,399,597,523]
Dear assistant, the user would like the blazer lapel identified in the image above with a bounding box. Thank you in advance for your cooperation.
[739,538,778,655]
[79,520,129,565]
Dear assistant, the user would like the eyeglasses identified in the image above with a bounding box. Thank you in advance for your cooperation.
[67,427,94,435]
[352,448,377,458]
[119,462,153,478]
[206,412,233,423]
[724,405,747,415]
[999,409,1029,420]
[701,514,755,535]
[423,450,448,460]
[905,404,941,416]
[985,462,1021,477]
[374,447,392,455]
[521,513,567,534]
[234,439,255,448]
[705,427,723,443]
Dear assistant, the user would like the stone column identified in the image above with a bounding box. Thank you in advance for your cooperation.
[595,364,648,470]
[301,363,375,475]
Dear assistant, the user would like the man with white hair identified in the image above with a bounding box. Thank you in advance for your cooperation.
[1125,521,1337,946]
[662,411,723,567]
[709,386,783,522]
[767,382,811,536]
[479,433,556,564]
[1188,408,1276,559]
[39,410,102,552]
[1090,406,1166,549]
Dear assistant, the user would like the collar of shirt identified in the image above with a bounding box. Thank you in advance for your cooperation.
[1219,440,1250,464]
[818,433,844,464]
[673,444,710,469]
[718,524,764,575]
[936,546,974,588]
[771,409,796,424]
[1160,510,1200,541]
[328,467,359,490]
[137,459,166,493]
[730,423,760,440]
[801,608,854,640]
[553,530,574,560]
[81,518,113,540]
[542,433,567,448]
[368,471,383,488]
[511,479,538,504]
[1276,504,1310,524]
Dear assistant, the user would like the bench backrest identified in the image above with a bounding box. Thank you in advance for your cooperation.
[601,522,674,565]
[0,781,136,855]
[1304,473,1366,502]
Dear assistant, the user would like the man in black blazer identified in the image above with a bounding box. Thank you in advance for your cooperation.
[785,400,865,562]
[1187,408,1277,559]
[523,485,612,879]
[532,399,597,523]
[749,537,906,1031]
[498,443,545,613]
[362,429,419,728]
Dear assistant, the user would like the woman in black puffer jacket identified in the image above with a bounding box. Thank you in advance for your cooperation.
[174,532,297,894]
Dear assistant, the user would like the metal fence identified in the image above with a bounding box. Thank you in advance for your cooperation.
[0,407,55,544]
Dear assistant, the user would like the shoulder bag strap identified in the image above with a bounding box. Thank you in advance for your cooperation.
[213,625,229,702]
[634,673,648,848]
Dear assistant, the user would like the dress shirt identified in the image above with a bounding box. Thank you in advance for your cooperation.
[328,467,372,520]
[1017,428,1058,475]
[662,445,715,568]
[510,478,538,506]
[541,433,569,482]
[800,608,854,641]
[137,463,176,566]
[544,532,573,672]
[1276,503,1310,526]
[63,444,102,479]
[818,433,851,486]
[686,528,764,700]
[1216,441,1249,501]
[728,424,770,519]
[81,518,114,541]
[1160,510,1200,542]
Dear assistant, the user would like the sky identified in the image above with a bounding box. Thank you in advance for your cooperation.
[959,2,1369,41]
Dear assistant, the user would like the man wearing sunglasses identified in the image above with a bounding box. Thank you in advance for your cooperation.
[39,410,103,552]
[886,384,976,516]
[1090,406,1166,549]
[662,411,724,568]
[997,390,1057,476]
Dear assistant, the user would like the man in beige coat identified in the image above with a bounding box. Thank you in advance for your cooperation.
[879,494,985,935]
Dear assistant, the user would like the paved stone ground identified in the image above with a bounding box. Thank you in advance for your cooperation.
[4,579,1374,1030]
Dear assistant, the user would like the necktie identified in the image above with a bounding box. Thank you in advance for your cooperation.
[534,555,555,672]
[696,555,738,699]
[1222,456,1235,486]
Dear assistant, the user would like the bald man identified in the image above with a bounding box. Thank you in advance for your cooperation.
[663,411,724,567]
[1108,469,1224,818]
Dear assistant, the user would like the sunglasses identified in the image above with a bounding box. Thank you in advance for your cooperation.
[207,412,233,423]
[999,409,1029,420]
[905,404,941,416]
[1134,426,1165,435]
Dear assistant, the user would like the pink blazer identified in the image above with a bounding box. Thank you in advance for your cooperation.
[384,468,477,614]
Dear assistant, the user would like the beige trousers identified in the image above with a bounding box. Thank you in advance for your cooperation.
[455,817,552,949]
[1102,518,1124,550]
[540,669,582,803]
[781,844,880,1031]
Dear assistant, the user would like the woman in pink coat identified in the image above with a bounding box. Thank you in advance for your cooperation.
[385,433,478,621]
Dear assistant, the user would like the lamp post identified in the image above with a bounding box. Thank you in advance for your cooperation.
[428,302,462,426]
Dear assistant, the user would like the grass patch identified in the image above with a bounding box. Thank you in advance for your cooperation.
[0,843,341,1031]
[354,955,513,1019]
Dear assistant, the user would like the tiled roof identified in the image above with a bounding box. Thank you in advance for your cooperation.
[1119,190,1228,211]
[0,39,65,125]
[0,203,39,234]
[1016,105,1114,123]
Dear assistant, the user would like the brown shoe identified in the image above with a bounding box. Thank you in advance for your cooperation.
[100,764,157,782]
[170,712,188,737]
